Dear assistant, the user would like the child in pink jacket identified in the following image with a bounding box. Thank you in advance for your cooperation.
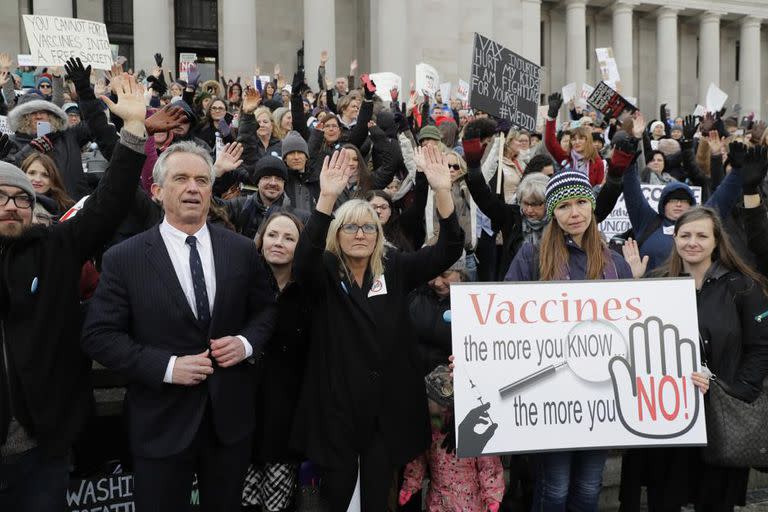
[399,365,504,511]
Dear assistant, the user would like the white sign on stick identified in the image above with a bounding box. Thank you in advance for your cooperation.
[22,15,113,70]
[451,279,706,457]
[456,79,470,102]
[369,72,402,101]
[17,54,34,67]
[705,83,728,113]
[415,62,439,95]
[178,53,197,82]
[439,82,452,102]
[561,82,577,104]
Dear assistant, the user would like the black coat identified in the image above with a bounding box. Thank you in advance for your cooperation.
[253,277,311,463]
[81,223,277,458]
[0,141,144,456]
[408,286,451,376]
[620,263,768,511]
[290,209,464,468]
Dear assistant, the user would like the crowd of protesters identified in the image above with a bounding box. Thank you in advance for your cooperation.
[0,45,766,512]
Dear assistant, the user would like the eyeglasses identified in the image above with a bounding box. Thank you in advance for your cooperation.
[209,106,225,112]
[324,124,340,130]
[448,164,461,171]
[38,84,51,89]
[340,223,377,235]
[0,191,33,209]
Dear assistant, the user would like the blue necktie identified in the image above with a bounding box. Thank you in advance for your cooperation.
[186,235,211,330]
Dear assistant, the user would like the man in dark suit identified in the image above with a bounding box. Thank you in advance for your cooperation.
[82,140,276,511]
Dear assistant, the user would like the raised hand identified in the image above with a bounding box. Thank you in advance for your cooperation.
[274,64,280,77]
[742,145,768,195]
[154,53,163,67]
[699,112,716,134]
[214,142,244,177]
[421,145,452,192]
[0,53,13,71]
[145,106,186,135]
[631,112,646,138]
[749,121,767,144]
[349,58,358,75]
[707,130,724,155]
[101,73,147,126]
[361,74,376,100]
[390,87,399,102]
[728,141,747,170]
[621,238,649,279]
[413,146,428,172]
[242,86,262,114]
[320,50,328,65]
[319,149,352,199]
[547,92,563,119]
[64,57,93,91]
[682,115,698,140]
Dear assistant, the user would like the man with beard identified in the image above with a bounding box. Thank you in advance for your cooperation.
[0,73,147,509]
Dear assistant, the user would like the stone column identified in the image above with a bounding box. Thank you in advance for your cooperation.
[370,0,409,88]
[698,11,721,104]
[133,0,173,79]
[739,16,762,119]
[521,0,542,65]
[34,0,72,17]
[565,0,587,87]
[220,0,257,79]
[656,7,679,117]
[304,0,336,88]
[612,1,635,96]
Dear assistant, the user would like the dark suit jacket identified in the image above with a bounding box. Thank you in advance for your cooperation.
[82,223,276,458]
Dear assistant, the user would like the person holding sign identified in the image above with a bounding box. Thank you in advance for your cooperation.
[505,170,633,511]
[290,146,463,510]
[619,206,768,512]
[544,93,605,187]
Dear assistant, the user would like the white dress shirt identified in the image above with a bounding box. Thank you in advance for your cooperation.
[158,219,252,383]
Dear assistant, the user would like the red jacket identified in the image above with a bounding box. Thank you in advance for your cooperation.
[545,119,605,186]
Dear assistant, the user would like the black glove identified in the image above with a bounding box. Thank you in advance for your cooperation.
[742,146,768,195]
[147,75,167,96]
[728,141,747,170]
[394,111,409,134]
[659,103,668,125]
[547,92,563,119]
[154,53,163,67]
[64,57,92,93]
[291,70,304,94]
[0,134,11,159]
[682,115,699,141]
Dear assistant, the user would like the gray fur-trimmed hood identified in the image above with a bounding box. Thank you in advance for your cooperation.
[8,99,68,133]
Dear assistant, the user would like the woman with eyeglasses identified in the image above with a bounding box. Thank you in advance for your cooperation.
[291,146,463,510]
[192,97,234,150]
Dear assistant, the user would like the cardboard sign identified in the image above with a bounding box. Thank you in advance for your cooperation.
[415,62,439,95]
[66,471,200,511]
[451,279,706,457]
[561,82,577,104]
[178,52,197,82]
[17,54,34,67]
[22,15,112,70]
[369,72,402,101]
[587,81,637,118]
[596,47,621,90]
[439,82,452,103]
[469,33,541,131]
[705,83,728,113]
[599,184,702,238]
[456,79,470,102]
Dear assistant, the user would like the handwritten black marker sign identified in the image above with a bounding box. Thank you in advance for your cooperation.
[470,33,541,131]
[587,81,638,118]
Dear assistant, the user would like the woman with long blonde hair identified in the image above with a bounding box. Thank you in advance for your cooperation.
[291,146,463,510]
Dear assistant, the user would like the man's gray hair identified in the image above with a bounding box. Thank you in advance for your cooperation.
[152,141,215,186]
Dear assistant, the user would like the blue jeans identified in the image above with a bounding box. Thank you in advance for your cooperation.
[0,447,69,512]
[531,450,608,512]
[465,252,479,282]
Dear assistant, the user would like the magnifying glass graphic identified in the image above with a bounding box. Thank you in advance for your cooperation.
[498,319,627,399]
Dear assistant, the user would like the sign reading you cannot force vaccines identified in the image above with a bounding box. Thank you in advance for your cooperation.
[470,33,541,131]
[451,279,706,458]
[23,15,113,70]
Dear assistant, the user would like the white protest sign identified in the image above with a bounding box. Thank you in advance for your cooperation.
[457,79,470,102]
[561,82,577,103]
[693,105,707,117]
[17,54,34,67]
[0,116,11,135]
[415,62,439,95]
[22,15,113,70]
[598,184,703,239]
[178,52,197,82]
[596,47,621,90]
[369,72,402,101]
[578,83,594,108]
[451,279,706,457]
[705,83,728,113]
[439,82,452,102]
[536,105,549,130]
[626,96,638,108]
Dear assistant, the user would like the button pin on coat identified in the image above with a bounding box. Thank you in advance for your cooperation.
[30,276,38,294]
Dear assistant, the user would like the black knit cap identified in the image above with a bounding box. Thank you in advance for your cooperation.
[252,155,288,183]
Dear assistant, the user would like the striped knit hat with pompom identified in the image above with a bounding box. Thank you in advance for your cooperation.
[544,170,595,220]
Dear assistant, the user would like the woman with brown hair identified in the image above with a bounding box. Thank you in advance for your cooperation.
[619,206,768,512]
[21,152,74,215]
[505,170,633,510]
[544,93,605,186]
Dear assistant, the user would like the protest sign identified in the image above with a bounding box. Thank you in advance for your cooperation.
[17,54,33,67]
[369,72,402,101]
[178,52,197,82]
[415,62,439,95]
[561,82,577,104]
[595,47,621,90]
[587,81,637,118]
[469,33,541,131]
[451,278,706,457]
[693,104,707,117]
[66,471,200,511]
[439,82,452,103]
[705,83,728,113]
[598,184,702,238]
[456,79,470,102]
[0,116,11,135]
[22,15,113,70]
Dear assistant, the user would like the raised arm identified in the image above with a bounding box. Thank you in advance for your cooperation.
[544,93,568,163]
[705,141,745,218]
[290,70,309,140]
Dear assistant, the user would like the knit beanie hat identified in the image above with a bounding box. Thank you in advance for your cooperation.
[665,188,694,204]
[35,75,52,88]
[253,155,288,183]
[650,120,665,133]
[544,170,595,220]
[670,124,683,133]
[281,130,308,158]
[0,161,36,202]
[417,125,442,143]
[424,365,453,408]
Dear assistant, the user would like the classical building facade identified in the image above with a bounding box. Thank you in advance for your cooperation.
[3,0,766,118]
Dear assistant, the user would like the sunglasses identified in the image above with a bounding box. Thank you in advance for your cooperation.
[39,84,52,89]
[448,164,461,171]
[341,223,377,235]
